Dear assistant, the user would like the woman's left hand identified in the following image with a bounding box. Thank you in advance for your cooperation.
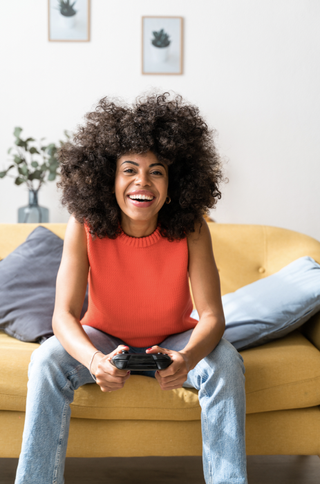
[146,346,191,390]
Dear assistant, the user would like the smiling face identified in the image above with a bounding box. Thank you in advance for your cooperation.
[114,151,169,236]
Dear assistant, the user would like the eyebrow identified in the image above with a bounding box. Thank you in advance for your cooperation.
[121,161,166,169]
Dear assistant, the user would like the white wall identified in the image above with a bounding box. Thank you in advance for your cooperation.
[1,0,319,240]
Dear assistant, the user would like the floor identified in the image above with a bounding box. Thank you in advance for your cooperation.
[1,455,320,483]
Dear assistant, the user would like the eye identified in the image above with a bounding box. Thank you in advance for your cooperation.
[123,168,135,174]
[151,170,163,176]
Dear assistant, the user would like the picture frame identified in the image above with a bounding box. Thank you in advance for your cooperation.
[48,0,90,42]
[142,17,183,75]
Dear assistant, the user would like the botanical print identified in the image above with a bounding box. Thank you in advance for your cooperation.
[49,0,90,42]
[142,17,183,75]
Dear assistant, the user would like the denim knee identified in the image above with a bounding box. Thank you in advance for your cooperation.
[205,338,245,375]
[29,336,63,371]
[28,336,80,390]
[190,338,245,393]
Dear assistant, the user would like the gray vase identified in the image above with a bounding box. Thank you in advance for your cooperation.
[18,190,49,223]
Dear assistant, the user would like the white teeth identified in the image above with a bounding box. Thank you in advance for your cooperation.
[129,194,154,201]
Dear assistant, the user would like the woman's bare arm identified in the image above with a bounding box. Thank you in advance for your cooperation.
[52,215,97,367]
[52,215,129,391]
[150,219,225,390]
[180,219,225,370]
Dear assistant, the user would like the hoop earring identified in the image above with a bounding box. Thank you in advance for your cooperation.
[165,196,171,204]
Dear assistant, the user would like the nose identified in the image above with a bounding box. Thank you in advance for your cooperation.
[135,170,151,186]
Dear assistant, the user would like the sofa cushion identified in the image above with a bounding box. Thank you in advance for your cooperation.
[242,330,320,414]
[0,226,88,343]
[1,330,320,419]
[191,256,320,351]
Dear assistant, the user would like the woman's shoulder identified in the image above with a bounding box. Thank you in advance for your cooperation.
[64,215,88,248]
[187,217,210,243]
[186,218,214,261]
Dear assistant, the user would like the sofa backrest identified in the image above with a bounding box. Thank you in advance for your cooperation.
[0,223,320,296]
[207,224,320,295]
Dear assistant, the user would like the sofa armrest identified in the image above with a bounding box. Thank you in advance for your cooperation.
[301,312,320,351]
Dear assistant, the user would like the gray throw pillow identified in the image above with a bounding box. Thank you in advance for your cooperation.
[0,226,88,343]
[191,256,320,351]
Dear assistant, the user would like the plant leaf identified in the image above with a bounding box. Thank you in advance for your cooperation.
[15,138,26,148]
[14,155,24,164]
[14,127,23,138]
[28,170,42,181]
[46,143,57,157]
[19,165,29,176]
[7,147,12,154]
[34,170,42,179]
[31,161,39,168]
[29,147,40,155]
[48,172,56,181]
[25,137,35,143]
[15,176,25,185]
[0,165,15,178]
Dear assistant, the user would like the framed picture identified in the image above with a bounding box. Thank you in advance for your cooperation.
[142,17,183,75]
[48,0,90,42]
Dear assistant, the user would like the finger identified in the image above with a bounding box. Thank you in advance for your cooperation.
[110,345,129,357]
[156,364,181,380]
[99,381,126,392]
[157,369,183,384]
[155,372,186,390]
[156,369,187,388]
[97,370,130,387]
[157,358,185,378]
[97,372,129,385]
[157,363,188,384]
[96,359,128,380]
[145,345,170,354]
[103,352,130,377]
[99,369,131,392]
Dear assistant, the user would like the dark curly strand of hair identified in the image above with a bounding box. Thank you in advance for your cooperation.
[58,92,223,240]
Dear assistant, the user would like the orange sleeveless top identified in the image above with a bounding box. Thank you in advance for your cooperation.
[81,225,197,347]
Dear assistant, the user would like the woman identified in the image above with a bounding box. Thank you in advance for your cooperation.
[15,93,247,484]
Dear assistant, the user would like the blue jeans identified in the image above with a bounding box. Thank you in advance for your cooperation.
[15,325,248,484]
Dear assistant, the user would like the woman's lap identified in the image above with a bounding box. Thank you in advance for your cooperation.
[37,326,243,392]
[79,326,244,390]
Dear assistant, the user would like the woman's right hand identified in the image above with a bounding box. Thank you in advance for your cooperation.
[91,345,131,392]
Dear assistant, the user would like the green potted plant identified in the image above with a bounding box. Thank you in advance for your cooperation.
[0,127,70,223]
[55,0,78,29]
[151,29,171,63]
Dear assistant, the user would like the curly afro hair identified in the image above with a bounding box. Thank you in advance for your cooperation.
[58,92,223,240]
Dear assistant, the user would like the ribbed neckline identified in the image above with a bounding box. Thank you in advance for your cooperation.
[119,225,162,247]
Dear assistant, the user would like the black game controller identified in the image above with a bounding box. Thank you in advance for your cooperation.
[111,350,173,371]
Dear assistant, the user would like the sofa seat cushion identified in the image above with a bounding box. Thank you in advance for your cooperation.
[243,330,320,414]
[1,330,320,419]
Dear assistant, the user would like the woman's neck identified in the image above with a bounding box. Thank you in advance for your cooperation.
[120,216,158,238]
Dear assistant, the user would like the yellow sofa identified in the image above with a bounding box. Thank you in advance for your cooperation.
[1,223,320,458]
